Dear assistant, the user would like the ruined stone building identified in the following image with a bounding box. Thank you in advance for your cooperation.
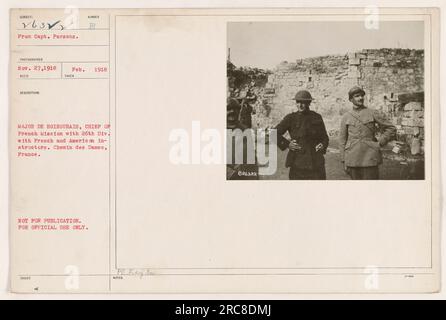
[256,48,424,153]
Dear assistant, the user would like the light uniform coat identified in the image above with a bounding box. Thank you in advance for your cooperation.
[339,107,396,167]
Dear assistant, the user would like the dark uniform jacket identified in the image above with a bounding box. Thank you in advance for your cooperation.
[275,110,329,171]
[226,122,259,180]
[339,107,396,167]
[239,103,253,128]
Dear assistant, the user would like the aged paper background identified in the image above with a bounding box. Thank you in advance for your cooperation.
[2,3,443,296]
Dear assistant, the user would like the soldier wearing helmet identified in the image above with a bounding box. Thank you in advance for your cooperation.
[239,88,257,128]
[339,86,396,180]
[275,90,329,180]
[226,98,258,180]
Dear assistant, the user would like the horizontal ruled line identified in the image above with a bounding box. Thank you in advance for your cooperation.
[116,266,434,270]
[18,77,109,80]
[114,13,431,17]
[16,28,109,31]
[17,61,109,63]
[17,272,436,277]
[17,44,109,47]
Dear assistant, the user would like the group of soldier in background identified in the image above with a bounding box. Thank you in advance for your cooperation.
[227,85,396,180]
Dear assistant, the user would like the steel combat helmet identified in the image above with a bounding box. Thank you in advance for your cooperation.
[293,90,314,102]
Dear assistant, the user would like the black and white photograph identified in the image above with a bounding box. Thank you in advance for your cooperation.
[4,5,442,297]
[227,21,425,180]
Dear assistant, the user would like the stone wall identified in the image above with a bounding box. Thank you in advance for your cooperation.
[257,48,424,142]
[390,92,424,154]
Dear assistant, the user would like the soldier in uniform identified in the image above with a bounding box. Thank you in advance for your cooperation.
[239,88,257,128]
[339,86,396,180]
[226,98,258,180]
[275,90,329,180]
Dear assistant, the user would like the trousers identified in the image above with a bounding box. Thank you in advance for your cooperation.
[289,166,326,180]
[347,166,379,180]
